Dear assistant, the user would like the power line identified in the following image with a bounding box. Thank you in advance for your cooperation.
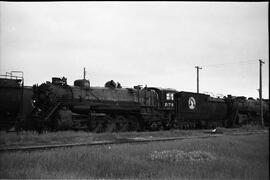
[202,60,257,68]
[174,60,259,71]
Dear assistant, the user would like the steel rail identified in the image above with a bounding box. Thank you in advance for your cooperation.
[0,134,221,153]
[0,131,267,153]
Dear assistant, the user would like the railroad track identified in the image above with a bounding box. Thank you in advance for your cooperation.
[0,131,267,153]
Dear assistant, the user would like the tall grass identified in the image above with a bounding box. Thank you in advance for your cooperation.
[0,131,95,147]
[0,133,268,179]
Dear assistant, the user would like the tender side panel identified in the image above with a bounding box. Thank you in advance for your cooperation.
[175,91,227,126]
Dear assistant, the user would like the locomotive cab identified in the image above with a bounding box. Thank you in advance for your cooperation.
[147,87,177,109]
[146,87,177,129]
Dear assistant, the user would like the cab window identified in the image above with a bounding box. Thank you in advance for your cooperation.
[166,93,174,100]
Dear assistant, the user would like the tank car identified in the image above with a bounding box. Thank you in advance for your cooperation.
[0,71,33,131]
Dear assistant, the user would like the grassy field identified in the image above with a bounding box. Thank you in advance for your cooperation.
[0,131,268,179]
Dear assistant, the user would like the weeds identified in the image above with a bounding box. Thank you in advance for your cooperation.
[149,150,216,162]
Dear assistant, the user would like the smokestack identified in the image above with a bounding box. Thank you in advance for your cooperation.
[83,67,86,80]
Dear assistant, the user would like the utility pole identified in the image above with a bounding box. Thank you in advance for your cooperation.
[259,59,264,126]
[195,66,202,93]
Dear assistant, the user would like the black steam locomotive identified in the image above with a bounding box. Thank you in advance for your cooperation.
[0,70,269,132]
[30,76,177,132]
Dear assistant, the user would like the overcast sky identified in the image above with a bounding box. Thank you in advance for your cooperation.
[0,2,268,98]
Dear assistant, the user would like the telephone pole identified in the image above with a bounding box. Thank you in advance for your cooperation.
[259,59,264,126]
[195,66,202,93]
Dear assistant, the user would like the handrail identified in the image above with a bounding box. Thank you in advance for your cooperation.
[0,71,23,80]
[44,102,61,121]
[0,74,23,80]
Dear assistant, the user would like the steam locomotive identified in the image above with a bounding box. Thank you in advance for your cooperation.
[0,70,269,132]
[30,76,177,132]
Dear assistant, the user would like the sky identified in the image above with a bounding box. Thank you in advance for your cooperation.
[0,2,269,98]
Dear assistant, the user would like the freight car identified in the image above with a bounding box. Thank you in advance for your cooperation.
[0,71,33,131]
[30,70,178,132]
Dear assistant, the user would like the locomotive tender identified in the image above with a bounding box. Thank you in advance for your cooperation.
[0,70,268,132]
[174,92,229,129]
